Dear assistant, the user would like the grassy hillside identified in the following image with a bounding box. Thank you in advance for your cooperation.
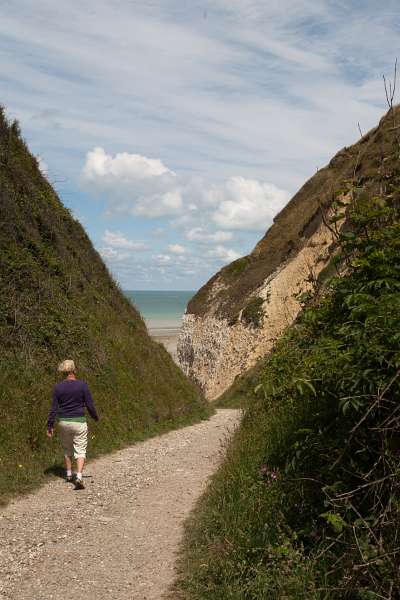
[0,109,210,503]
[188,107,400,323]
[175,124,400,597]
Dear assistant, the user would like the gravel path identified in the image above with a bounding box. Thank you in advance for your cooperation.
[0,409,240,600]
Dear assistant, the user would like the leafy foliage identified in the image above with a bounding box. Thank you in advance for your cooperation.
[175,164,400,596]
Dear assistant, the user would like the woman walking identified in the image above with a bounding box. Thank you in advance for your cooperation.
[47,359,99,490]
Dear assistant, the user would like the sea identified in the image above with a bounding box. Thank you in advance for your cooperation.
[124,290,195,331]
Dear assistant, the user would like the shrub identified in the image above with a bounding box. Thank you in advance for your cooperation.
[175,176,400,598]
[241,296,265,327]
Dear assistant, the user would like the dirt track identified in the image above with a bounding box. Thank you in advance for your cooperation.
[0,409,240,600]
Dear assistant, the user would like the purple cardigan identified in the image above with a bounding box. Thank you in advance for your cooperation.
[47,379,99,430]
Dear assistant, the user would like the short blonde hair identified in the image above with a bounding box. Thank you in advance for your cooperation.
[58,359,76,374]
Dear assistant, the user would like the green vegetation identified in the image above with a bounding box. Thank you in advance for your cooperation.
[223,256,251,278]
[214,361,264,409]
[0,109,210,504]
[175,172,400,596]
[241,296,265,327]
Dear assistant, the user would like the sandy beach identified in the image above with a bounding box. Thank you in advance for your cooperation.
[149,326,180,363]
[124,291,193,365]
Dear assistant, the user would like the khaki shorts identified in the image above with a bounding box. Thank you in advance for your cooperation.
[58,421,88,458]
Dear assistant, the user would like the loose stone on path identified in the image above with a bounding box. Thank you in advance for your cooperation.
[0,409,240,600]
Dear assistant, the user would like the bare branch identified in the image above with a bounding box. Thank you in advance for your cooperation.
[350,367,400,435]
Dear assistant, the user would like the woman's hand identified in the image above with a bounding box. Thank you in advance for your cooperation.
[46,428,54,438]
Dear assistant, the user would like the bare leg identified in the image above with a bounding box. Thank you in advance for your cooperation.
[64,455,72,473]
[76,456,85,477]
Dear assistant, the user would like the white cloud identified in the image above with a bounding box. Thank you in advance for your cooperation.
[4,1,393,202]
[155,254,171,264]
[98,247,130,261]
[211,177,289,230]
[103,230,147,250]
[98,247,117,259]
[83,148,288,232]
[82,148,183,218]
[207,245,242,263]
[83,147,174,181]
[185,227,233,243]
[2,0,398,290]
[134,189,183,218]
[152,227,165,236]
[168,243,186,254]
[37,155,48,176]
[82,147,183,218]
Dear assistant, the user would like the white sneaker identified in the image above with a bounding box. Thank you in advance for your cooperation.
[74,477,85,490]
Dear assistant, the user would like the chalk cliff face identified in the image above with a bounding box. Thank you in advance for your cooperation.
[178,108,400,399]
[178,217,338,399]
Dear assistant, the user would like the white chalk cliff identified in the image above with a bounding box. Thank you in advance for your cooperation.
[178,111,395,399]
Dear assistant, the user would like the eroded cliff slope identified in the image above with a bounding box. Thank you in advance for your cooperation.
[178,107,400,399]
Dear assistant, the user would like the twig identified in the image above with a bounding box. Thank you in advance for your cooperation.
[314,536,343,561]
[353,546,400,569]
[350,368,400,435]
[319,205,339,241]
[335,474,395,499]
[383,59,397,110]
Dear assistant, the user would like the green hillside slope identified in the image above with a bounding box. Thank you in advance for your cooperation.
[175,113,400,599]
[0,110,210,503]
[188,107,400,324]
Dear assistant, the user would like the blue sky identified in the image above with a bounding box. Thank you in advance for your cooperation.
[1,1,399,290]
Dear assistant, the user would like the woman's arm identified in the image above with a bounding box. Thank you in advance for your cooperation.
[47,387,59,433]
[83,383,99,421]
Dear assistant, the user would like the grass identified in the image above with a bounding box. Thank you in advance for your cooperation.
[0,350,211,504]
[214,360,265,409]
[174,146,400,598]
[0,108,211,504]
